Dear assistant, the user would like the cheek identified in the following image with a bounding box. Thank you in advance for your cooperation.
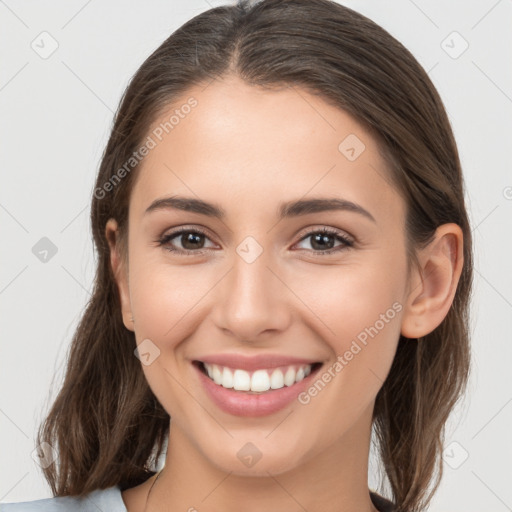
[127,257,210,417]
[129,255,208,340]
[291,274,403,443]
[290,255,405,344]
[289,255,404,399]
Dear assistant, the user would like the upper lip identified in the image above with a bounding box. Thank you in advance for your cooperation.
[194,354,322,372]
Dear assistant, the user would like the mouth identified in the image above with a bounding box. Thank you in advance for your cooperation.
[193,360,323,394]
[191,353,326,416]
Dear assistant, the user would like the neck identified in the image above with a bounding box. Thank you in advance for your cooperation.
[144,403,379,512]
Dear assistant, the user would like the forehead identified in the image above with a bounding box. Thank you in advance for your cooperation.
[130,75,403,224]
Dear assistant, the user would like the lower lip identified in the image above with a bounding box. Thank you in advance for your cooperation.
[193,362,322,417]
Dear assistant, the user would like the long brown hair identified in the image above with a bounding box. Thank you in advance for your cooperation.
[36,1,473,510]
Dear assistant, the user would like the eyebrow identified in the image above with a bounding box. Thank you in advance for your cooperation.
[144,195,376,223]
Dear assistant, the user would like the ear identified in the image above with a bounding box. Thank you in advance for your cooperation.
[105,218,135,332]
[401,223,464,339]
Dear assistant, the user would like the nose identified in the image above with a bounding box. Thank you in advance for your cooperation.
[212,245,292,342]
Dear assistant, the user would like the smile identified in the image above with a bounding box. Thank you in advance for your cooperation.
[197,361,322,393]
[192,359,324,417]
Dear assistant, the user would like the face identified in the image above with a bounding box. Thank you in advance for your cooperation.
[108,75,411,477]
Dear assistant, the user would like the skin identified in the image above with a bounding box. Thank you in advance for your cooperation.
[106,75,464,512]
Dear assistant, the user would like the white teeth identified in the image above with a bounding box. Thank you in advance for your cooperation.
[270,369,284,389]
[233,369,251,390]
[212,365,223,385]
[202,362,313,392]
[222,366,234,388]
[251,369,271,392]
[284,367,296,386]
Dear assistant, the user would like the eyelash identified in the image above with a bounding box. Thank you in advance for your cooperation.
[157,226,354,256]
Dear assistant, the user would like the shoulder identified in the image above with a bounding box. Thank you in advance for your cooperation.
[0,485,127,512]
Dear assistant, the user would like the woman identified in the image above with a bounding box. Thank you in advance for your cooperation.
[0,0,472,511]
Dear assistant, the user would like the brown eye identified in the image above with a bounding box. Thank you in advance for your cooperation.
[158,228,215,255]
[178,231,206,250]
[294,228,354,255]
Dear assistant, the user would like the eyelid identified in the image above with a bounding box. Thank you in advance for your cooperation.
[159,224,216,241]
[158,225,217,248]
[157,224,355,256]
[294,225,354,244]
[159,225,354,245]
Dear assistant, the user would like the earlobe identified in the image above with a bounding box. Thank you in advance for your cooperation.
[400,223,464,339]
[105,218,135,332]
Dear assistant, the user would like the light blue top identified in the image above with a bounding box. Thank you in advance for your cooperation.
[0,486,395,511]
[0,485,127,511]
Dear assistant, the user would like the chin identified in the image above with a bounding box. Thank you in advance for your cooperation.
[202,439,310,477]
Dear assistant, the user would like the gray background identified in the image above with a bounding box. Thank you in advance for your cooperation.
[1,1,511,510]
